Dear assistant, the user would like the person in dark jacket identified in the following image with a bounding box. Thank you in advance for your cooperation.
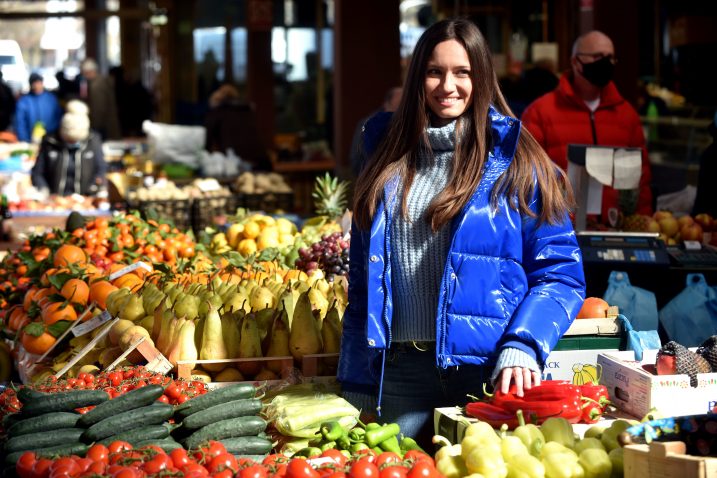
[31,100,107,196]
[340,18,585,448]
[14,72,63,143]
[0,71,16,131]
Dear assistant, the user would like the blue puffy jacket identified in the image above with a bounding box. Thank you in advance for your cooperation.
[14,91,63,142]
[338,107,586,397]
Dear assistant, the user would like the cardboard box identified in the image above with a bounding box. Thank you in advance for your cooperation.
[624,441,717,478]
[598,350,717,418]
[542,348,619,382]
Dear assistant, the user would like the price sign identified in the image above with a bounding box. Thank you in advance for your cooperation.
[108,261,153,281]
[72,310,113,337]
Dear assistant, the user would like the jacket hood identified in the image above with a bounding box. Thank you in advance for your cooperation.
[556,71,625,110]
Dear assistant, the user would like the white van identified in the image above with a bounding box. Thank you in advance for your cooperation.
[0,40,28,95]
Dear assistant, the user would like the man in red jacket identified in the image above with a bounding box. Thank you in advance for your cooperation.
[522,31,653,225]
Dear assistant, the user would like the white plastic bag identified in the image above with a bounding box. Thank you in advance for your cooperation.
[143,120,205,168]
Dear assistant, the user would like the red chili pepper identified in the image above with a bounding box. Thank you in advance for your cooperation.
[581,398,603,424]
[522,382,581,401]
[465,401,519,429]
[580,383,610,411]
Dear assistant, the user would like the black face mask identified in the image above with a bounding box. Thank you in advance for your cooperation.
[579,56,614,87]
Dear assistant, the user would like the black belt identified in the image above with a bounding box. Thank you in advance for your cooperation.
[391,341,435,352]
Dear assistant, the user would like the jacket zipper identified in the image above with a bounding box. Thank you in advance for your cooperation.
[58,148,68,195]
[589,110,598,144]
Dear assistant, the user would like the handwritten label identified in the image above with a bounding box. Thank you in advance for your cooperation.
[108,261,153,281]
[72,310,113,337]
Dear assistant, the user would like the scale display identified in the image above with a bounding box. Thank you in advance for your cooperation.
[577,232,671,266]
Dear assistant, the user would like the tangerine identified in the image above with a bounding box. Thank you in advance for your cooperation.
[576,297,610,319]
[54,244,87,267]
[42,301,78,325]
[21,331,56,355]
[61,279,90,306]
[89,280,118,309]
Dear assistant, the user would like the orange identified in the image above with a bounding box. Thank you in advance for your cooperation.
[89,280,118,310]
[576,297,610,319]
[60,279,90,306]
[23,286,38,311]
[53,244,87,267]
[42,301,78,325]
[21,331,56,355]
[112,273,143,292]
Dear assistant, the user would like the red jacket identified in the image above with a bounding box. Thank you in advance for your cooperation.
[521,73,652,221]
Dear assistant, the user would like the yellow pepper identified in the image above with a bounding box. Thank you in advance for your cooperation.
[506,454,545,478]
[513,410,546,457]
[540,417,575,449]
[577,448,611,478]
[433,435,468,478]
[465,445,508,478]
[541,442,583,478]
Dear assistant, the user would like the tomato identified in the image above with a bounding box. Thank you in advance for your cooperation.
[402,451,433,465]
[157,394,170,404]
[192,441,227,463]
[165,382,181,400]
[74,457,93,473]
[31,458,53,478]
[86,444,110,463]
[49,458,80,476]
[379,466,408,478]
[86,461,107,475]
[142,453,173,474]
[239,463,269,478]
[405,461,437,478]
[16,452,37,478]
[214,471,235,478]
[320,449,348,468]
[263,454,290,467]
[286,459,320,478]
[108,441,133,454]
[176,393,190,404]
[375,452,401,468]
[182,463,210,476]
[111,467,141,478]
[208,453,239,474]
[170,448,192,468]
[349,459,379,478]
[324,473,347,478]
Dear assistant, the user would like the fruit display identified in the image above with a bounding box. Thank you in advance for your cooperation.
[295,231,350,282]
[622,210,715,245]
[234,172,292,194]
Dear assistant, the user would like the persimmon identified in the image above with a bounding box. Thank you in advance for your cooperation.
[54,244,87,267]
[42,301,78,325]
[576,297,610,319]
[61,278,90,306]
[89,280,118,309]
[21,330,56,355]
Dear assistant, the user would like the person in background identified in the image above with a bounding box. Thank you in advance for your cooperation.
[14,72,62,143]
[349,86,403,178]
[339,18,585,448]
[204,83,270,170]
[79,58,121,140]
[0,71,16,132]
[31,100,107,197]
[521,31,653,224]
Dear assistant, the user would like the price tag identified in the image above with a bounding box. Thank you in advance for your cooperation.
[108,261,153,281]
[684,240,702,251]
[72,310,113,337]
[105,336,173,375]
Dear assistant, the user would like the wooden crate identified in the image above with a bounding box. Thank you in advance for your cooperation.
[624,441,717,478]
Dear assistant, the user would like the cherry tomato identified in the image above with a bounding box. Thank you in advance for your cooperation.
[157,394,170,404]
[286,459,320,478]
[375,452,401,468]
[74,457,93,473]
[208,453,239,474]
[324,473,347,478]
[107,440,133,454]
[239,463,270,478]
[49,458,80,476]
[86,444,110,463]
[402,451,433,465]
[165,382,181,400]
[170,448,192,468]
[379,466,409,478]
[263,454,290,467]
[319,449,348,468]
[31,458,53,478]
[191,440,226,463]
[406,461,437,478]
[349,459,379,478]
[86,461,107,475]
[182,463,210,476]
[16,452,37,478]
[142,453,173,474]
[111,467,141,478]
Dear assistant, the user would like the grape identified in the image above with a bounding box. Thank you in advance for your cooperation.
[296,233,350,281]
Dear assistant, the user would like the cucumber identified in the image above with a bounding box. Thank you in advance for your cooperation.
[184,416,267,450]
[78,384,164,427]
[8,412,81,437]
[181,398,263,430]
[17,387,46,404]
[2,411,24,429]
[4,428,85,453]
[235,454,270,462]
[4,443,89,465]
[82,403,173,442]
[22,390,108,416]
[135,437,184,452]
[219,436,273,456]
[97,424,170,446]
[175,383,257,418]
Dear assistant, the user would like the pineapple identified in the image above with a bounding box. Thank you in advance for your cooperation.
[312,173,350,219]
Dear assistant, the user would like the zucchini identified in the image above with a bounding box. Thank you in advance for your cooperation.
[8,412,81,437]
[82,403,173,442]
[175,383,257,418]
[135,437,184,452]
[22,390,108,416]
[181,398,263,430]
[97,424,170,446]
[4,442,88,465]
[4,428,85,453]
[184,416,267,450]
[220,436,273,455]
[78,384,164,427]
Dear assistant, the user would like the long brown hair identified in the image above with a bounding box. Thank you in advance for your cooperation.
[353,18,573,232]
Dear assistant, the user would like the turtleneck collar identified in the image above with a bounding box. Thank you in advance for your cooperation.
[426,119,457,152]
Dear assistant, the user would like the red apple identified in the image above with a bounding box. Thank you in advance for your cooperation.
[680,222,704,243]
[658,216,680,238]
[677,215,694,228]
[695,213,715,232]
[654,210,674,221]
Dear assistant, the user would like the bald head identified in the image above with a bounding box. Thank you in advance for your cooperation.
[572,31,614,59]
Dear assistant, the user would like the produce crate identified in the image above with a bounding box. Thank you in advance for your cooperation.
[190,194,237,233]
[126,199,192,232]
[236,192,294,213]
[624,441,717,478]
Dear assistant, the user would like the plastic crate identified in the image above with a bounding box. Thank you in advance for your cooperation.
[553,335,623,351]
[127,199,192,232]
[190,194,236,233]
[236,192,294,213]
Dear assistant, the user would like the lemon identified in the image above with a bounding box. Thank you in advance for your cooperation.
[238,238,258,256]
[243,221,261,239]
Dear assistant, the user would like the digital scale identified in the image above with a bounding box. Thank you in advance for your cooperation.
[577,231,671,267]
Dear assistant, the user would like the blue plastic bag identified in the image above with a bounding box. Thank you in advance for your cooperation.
[659,274,717,347]
[603,271,659,331]
[618,314,661,361]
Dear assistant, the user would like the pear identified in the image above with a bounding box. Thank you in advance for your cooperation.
[200,302,228,372]
[157,314,179,355]
[308,287,329,321]
[321,304,342,367]
[238,313,263,377]
[139,315,154,332]
[215,281,236,301]
[250,286,276,311]
[214,367,244,382]
[106,288,131,317]
[98,346,124,368]
[224,291,250,314]
[142,284,165,316]
[199,291,224,317]
[289,290,322,361]
[108,319,135,346]
[255,308,276,345]
[152,299,171,341]
[174,294,200,321]
[314,278,331,297]
[279,286,301,328]
[168,319,197,369]
[221,311,242,358]
[120,294,146,323]
[163,283,182,303]
[266,309,291,374]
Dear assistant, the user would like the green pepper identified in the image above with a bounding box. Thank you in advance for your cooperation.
[366,422,381,431]
[320,441,337,452]
[350,442,370,453]
[541,417,575,449]
[321,421,345,441]
[399,436,426,454]
[578,448,612,478]
[294,447,323,458]
[349,427,366,443]
[336,434,352,450]
[378,435,402,455]
[513,410,546,457]
[340,450,352,460]
[371,446,384,455]
[365,423,400,448]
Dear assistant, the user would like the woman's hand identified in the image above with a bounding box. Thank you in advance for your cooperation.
[497,366,541,397]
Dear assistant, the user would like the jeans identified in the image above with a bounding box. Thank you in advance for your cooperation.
[379,344,488,451]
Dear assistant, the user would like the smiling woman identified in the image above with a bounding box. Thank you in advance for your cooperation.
[424,39,473,126]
